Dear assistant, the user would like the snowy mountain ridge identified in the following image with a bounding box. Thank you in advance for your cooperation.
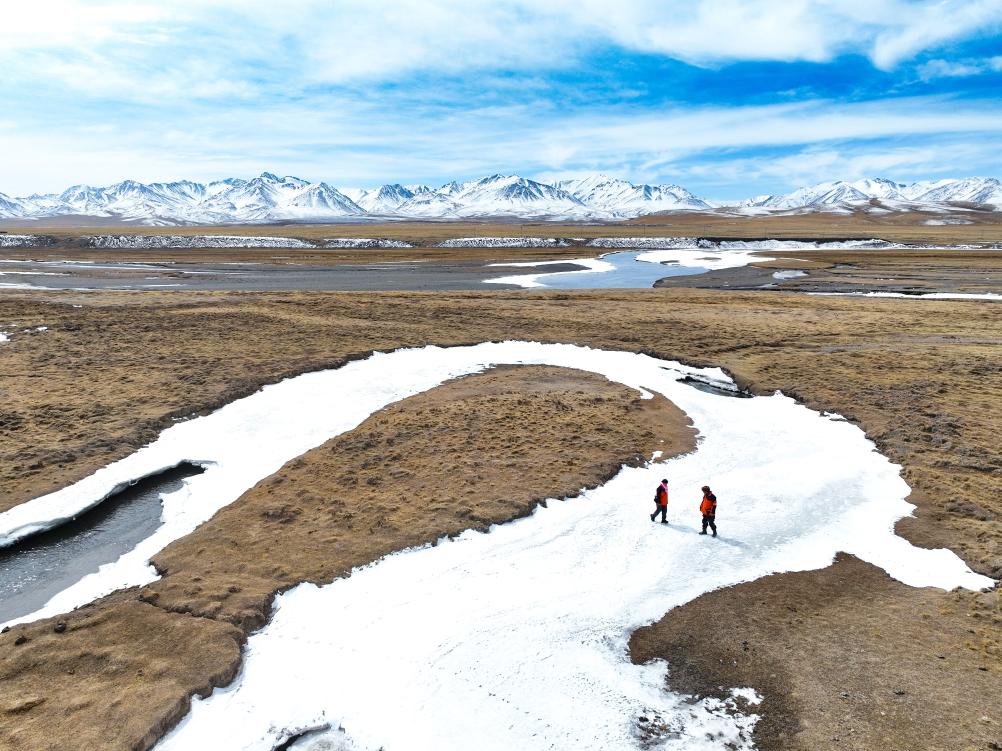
[741,176,1002,209]
[0,173,999,225]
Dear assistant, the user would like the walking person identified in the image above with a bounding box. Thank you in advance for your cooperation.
[699,485,717,537]
[650,478,669,524]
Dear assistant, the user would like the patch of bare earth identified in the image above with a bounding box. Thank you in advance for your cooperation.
[630,555,1001,751]
[0,365,694,750]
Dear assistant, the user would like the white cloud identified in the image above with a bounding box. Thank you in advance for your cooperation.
[2,0,1001,99]
[0,94,999,195]
[918,56,1002,80]
[674,141,997,198]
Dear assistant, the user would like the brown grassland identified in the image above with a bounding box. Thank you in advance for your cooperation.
[0,235,1000,750]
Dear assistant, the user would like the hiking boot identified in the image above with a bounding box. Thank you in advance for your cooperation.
[650,514,656,522]
[660,520,669,524]
[712,532,717,537]
[699,530,707,535]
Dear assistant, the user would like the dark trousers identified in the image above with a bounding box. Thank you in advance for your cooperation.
[701,514,717,535]
[651,503,667,522]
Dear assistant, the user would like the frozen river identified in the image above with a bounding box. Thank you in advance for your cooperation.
[1,342,991,750]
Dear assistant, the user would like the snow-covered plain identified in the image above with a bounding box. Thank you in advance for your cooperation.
[0,342,990,749]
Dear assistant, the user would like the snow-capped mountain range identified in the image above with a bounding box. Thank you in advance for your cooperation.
[741,176,1002,210]
[0,173,998,225]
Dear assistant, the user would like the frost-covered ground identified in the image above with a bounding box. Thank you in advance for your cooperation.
[86,235,316,249]
[322,238,412,248]
[0,342,990,750]
[437,237,573,247]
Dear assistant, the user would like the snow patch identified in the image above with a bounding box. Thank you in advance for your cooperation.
[87,235,316,249]
[0,234,45,248]
[730,688,763,706]
[635,248,774,271]
[772,270,808,280]
[437,237,572,248]
[322,238,412,248]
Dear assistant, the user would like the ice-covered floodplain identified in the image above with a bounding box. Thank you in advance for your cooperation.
[22,341,972,751]
[2,343,992,748]
[484,257,616,287]
[485,248,772,288]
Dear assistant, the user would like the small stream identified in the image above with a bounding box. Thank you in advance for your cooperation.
[0,463,203,623]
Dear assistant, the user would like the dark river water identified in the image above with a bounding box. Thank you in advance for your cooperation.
[0,464,203,623]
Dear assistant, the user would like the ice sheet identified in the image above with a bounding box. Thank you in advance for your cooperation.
[484,257,616,287]
[635,248,775,271]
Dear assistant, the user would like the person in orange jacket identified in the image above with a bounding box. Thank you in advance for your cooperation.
[699,485,717,537]
[650,478,669,524]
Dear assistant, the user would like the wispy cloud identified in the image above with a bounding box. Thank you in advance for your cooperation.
[918,56,1002,80]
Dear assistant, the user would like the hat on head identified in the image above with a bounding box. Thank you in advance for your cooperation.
[701,485,711,491]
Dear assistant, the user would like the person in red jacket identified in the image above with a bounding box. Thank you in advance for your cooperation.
[650,479,669,524]
[699,485,717,537]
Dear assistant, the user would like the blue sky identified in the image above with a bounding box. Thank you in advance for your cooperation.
[2,1,1001,200]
